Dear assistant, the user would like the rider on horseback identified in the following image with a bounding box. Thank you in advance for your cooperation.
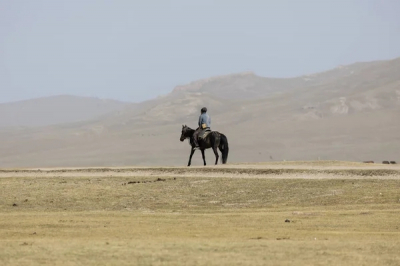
[193,107,211,148]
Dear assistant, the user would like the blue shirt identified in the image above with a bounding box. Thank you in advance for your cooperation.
[198,113,211,128]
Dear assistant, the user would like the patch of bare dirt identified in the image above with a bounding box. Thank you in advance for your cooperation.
[1,161,400,180]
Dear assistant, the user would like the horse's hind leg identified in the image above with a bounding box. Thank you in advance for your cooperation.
[212,134,220,165]
[218,145,223,164]
[212,146,219,165]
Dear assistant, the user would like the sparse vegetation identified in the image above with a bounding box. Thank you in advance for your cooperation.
[1,164,400,265]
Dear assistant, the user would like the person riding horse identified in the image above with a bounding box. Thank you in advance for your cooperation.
[193,107,211,148]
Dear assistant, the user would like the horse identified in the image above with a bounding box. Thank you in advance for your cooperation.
[180,125,229,166]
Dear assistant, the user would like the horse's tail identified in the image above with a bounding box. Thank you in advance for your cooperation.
[219,134,229,164]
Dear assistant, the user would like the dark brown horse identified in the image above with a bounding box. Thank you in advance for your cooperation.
[180,125,229,166]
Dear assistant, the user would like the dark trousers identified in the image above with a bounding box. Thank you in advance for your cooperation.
[193,128,201,146]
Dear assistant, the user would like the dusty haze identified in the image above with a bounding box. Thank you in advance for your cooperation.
[1,1,400,167]
[0,57,399,167]
[1,1,400,103]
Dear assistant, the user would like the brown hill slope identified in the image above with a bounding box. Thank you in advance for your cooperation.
[0,58,399,167]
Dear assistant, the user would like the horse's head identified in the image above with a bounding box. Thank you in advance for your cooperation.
[180,125,190,142]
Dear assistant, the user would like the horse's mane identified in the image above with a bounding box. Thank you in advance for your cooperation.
[184,126,196,132]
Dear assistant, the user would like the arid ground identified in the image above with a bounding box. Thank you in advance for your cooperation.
[1,161,400,265]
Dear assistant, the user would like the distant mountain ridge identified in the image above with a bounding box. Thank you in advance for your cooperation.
[0,57,399,167]
[0,95,130,128]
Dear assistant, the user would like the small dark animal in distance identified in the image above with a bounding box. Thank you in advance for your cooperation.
[363,161,374,163]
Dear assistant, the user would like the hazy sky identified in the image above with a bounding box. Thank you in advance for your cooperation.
[1,0,400,103]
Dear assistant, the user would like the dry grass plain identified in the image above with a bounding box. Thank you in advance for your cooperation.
[1,161,400,265]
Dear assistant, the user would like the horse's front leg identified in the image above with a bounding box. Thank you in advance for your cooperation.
[201,149,206,166]
[212,146,219,165]
[188,148,196,167]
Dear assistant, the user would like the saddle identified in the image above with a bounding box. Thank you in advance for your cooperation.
[199,127,211,140]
